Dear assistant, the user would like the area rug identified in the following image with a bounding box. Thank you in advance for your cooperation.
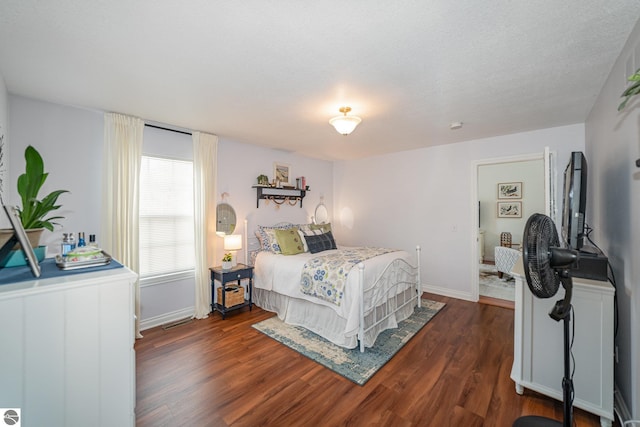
[252,299,445,385]
[479,263,515,301]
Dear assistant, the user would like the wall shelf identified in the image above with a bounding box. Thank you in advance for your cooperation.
[252,186,307,208]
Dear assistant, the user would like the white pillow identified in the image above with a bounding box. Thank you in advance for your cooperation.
[297,229,309,252]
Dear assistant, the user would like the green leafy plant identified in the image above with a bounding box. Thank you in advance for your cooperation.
[17,146,68,231]
[222,253,233,262]
[619,68,640,111]
[257,174,269,185]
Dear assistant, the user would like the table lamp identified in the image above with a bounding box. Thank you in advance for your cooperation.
[223,234,242,266]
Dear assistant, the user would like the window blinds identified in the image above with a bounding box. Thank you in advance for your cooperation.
[139,156,194,277]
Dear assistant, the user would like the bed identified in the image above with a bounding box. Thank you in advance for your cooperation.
[247,222,421,352]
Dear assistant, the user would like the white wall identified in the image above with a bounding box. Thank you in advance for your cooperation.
[8,95,103,251]
[217,139,333,249]
[586,18,640,418]
[479,159,545,259]
[0,74,9,228]
[333,124,584,301]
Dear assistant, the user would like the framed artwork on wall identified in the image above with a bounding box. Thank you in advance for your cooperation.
[497,201,522,218]
[497,182,522,199]
[273,162,291,186]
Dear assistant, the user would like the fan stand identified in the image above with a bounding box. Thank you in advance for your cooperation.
[513,276,574,427]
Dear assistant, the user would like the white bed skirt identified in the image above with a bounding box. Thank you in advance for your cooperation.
[254,287,416,349]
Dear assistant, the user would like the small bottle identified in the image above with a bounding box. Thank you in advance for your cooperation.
[68,232,76,251]
[61,233,71,256]
[89,234,98,248]
[78,232,86,247]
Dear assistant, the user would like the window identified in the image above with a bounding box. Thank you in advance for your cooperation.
[139,155,194,278]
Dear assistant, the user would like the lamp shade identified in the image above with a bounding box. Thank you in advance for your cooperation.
[329,106,362,135]
[224,234,242,251]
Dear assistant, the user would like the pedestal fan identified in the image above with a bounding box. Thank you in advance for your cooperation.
[513,213,579,427]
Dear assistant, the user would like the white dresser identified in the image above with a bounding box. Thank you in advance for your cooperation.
[0,265,137,427]
[510,261,615,427]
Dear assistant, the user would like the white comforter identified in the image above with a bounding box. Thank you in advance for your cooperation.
[253,247,413,335]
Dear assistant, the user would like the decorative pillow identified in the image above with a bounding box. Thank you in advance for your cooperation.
[274,228,304,255]
[297,223,313,234]
[296,229,311,252]
[257,224,306,253]
[303,230,337,254]
[309,222,331,233]
[254,230,265,250]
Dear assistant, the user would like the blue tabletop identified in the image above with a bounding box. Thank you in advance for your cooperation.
[0,257,124,286]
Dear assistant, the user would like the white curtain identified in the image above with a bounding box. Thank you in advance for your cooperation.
[192,131,218,319]
[102,113,144,338]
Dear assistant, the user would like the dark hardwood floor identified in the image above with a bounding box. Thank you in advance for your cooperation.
[135,293,606,426]
[479,294,515,310]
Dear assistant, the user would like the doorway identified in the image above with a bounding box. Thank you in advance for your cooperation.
[473,152,550,306]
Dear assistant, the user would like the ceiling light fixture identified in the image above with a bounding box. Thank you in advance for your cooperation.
[329,106,362,135]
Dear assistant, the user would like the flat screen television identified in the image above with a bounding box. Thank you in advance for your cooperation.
[561,151,587,251]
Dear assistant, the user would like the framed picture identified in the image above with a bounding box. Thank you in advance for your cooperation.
[1,204,41,277]
[273,162,291,186]
[497,182,522,199]
[497,201,522,218]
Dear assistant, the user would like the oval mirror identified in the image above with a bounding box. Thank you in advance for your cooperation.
[216,203,237,235]
[314,203,329,224]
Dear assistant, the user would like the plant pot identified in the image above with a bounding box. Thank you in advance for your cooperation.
[0,228,44,250]
[221,261,233,270]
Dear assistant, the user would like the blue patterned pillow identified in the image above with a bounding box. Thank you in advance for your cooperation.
[257,224,310,253]
[303,230,337,254]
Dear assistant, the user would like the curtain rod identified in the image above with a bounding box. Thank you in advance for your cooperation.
[144,123,192,136]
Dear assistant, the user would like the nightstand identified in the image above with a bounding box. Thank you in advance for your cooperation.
[210,263,253,319]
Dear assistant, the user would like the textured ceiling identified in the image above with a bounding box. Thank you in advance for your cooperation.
[1,1,639,160]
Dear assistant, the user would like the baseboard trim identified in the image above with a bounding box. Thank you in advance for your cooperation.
[422,284,476,302]
[614,383,633,425]
[140,307,195,331]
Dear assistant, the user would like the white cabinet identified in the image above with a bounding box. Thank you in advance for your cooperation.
[510,262,615,427]
[0,266,137,427]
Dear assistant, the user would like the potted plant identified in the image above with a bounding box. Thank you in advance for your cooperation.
[619,68,640,111]
[12,146,68,248]
[257,174,269,186]
[619,69,640,167]
[222,253,233,270]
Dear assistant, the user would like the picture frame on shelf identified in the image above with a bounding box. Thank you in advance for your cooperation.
[1,204,41,277]
[273,162,291,186]
[497,201,522,218]
[497,182,522,199]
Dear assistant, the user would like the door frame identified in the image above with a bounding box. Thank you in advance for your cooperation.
[470,149,554,301]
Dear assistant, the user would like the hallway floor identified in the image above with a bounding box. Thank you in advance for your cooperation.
[479,262,515,301]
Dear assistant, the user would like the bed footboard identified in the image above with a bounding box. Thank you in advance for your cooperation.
[358,245,422,352]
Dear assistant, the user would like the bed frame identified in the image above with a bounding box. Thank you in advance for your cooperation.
[355,246,421,352]
[243,220,422,352]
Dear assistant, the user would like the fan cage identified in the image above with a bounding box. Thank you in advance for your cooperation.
[524,214,560,299]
